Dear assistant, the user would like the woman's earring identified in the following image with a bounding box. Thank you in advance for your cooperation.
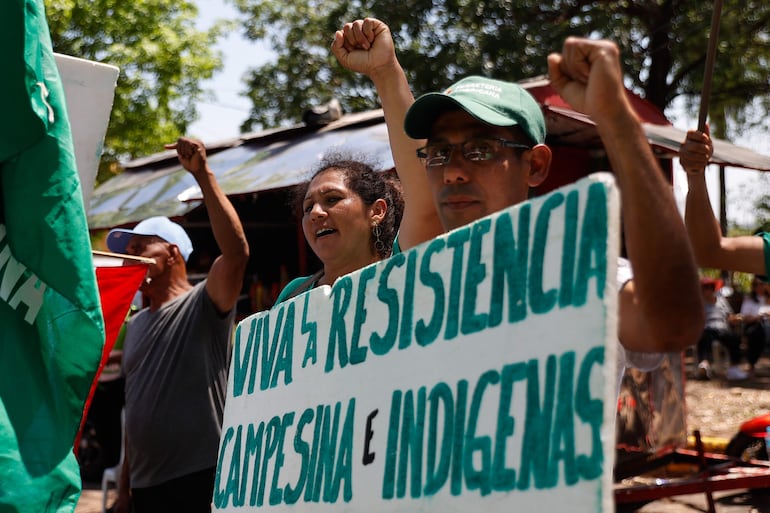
[373,222,385,254]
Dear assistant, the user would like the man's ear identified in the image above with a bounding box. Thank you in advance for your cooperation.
[167,244,181,265]
[526,144,552,187]
[370,198,388,225]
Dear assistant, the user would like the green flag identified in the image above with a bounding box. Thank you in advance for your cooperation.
[0,1,105,511]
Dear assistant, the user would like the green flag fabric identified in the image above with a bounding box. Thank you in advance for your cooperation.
[0,1,105,511]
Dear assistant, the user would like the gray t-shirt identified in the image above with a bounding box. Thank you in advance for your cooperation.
[122,281,234,488]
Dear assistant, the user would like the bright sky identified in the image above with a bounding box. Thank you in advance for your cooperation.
[188,0,266,142]
[189,0,769,229]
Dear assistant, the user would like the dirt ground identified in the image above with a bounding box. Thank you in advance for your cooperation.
[617,353,770,513]
[683,354,770,443]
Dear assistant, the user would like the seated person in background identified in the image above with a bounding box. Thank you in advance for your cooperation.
[274,151,404,304]
[696,277,748,381]
[737,275,770,375]
[681,126,770,275]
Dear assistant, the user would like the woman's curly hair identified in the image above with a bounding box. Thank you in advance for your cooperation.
[291,150,404,258]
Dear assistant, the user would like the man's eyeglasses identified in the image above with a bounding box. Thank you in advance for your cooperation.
[416,137,532,168]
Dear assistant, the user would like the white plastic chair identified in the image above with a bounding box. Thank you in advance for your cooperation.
[101,408,125,513]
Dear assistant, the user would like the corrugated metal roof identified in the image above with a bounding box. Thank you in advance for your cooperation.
[88,110,393,229]
[643,123,770,171]
[544,105,770,171]
[89,98,770,231]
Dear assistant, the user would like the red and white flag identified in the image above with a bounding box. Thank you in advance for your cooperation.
[74,254,148,453]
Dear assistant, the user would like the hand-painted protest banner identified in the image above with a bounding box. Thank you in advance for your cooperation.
[216,173,621,513]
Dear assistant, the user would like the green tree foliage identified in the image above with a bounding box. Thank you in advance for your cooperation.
[232,0,770,138]
[46,0,224,184]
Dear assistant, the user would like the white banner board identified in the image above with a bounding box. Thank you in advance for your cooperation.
[55,53,119,209]
[216,173,621,512]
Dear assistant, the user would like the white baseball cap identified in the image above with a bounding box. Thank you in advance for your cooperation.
[106,216,193,262]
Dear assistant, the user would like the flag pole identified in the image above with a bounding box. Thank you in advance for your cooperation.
[698,0,724,131]
[697,0,728,287]
[92,249,156,264]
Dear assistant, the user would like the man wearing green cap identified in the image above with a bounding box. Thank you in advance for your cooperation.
[403,73,551,235]
[332,18,703,380]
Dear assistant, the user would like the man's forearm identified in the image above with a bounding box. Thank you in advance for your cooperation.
[685,173,724,267]
[600,107,703,348]
[370,63,442,249]
[196,169,249,262]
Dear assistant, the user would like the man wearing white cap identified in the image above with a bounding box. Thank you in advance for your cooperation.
[107,137,249,513]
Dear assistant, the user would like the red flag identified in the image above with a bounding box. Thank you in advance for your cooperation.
[96,264,147,354]
[75,263,147,452]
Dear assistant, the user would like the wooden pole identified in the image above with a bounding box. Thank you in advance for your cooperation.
[92,249,156,264]
[697,0,724,131]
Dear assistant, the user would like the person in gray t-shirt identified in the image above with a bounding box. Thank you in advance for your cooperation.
[106,137,249,513]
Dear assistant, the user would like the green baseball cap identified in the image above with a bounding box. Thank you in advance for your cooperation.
[404,76,546,145]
